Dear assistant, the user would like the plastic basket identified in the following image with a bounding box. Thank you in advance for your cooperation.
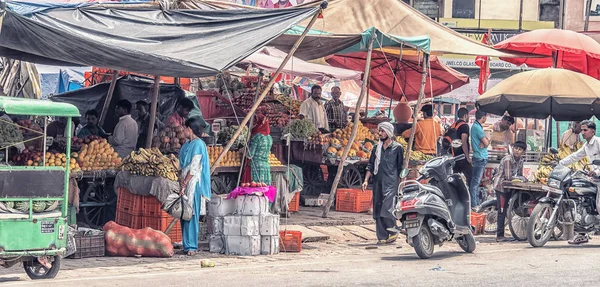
[141,211,183,243]
[335,189,372,213]
[470,212,486,235]
[141,195,164,217]
[288,192,300,212]
[117,187,143,215]
[68,232,105,259]
[115,210,142,229]
[279,230,302,252]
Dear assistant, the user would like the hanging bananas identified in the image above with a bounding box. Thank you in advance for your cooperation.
[534,144,588,183]
[121,148,181,181]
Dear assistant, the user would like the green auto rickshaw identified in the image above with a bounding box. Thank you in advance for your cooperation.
[0,96,79,279]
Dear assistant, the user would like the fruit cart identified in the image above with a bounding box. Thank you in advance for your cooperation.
[0,97,79,279]
[75,169,119,229]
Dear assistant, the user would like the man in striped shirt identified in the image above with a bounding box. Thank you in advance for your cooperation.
[325,86,347,131]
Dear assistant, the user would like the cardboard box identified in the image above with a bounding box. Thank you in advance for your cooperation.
[207,216,224,235]
[259,214,280,236]
[235,195,269,216]
[209,235,225,254]
[261,235,280,255]
[225,235,261,256]
[208,195,236,217]
[223,215,260,236]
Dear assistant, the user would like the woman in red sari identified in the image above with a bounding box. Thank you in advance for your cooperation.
[241,114,273,185]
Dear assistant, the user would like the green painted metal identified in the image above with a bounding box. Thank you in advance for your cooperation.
[338,27,431,54]
[0,218,66,252]
[0,249,66,257]
[0,166,64,171]
[0,96,80,117]
[63,118,72,217]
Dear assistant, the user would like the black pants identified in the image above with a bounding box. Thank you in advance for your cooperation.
[454,160,472,192]
[496,191,511,238]
[375,217,397,241]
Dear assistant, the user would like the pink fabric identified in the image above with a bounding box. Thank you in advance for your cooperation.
[227,186,277,203]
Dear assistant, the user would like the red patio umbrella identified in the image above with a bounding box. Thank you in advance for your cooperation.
[494,29,600,79]
[326,51,470,101]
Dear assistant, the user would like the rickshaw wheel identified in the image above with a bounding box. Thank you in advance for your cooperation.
[81,180,117,229]
[340,164,363,188]
[211,176,227,195]
[23,256,61,280]
[303,165,326,196]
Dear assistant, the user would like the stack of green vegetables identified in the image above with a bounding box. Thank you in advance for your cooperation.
[0,120,23,147]
[2,201,57,213]
[284,119,317,140]
[217,125,248,150]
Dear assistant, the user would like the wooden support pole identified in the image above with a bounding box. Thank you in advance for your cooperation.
[210,5,325,175]
[322,32,376,218]
[99,70,120,126]
[518,0,524,32]
[145,76,160,149]
[585,0,593,32]
[403,54,429,170]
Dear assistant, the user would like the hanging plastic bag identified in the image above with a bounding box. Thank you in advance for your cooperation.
[162,193,193,221]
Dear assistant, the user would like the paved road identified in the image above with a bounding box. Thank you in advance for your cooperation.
[3,237,600,287]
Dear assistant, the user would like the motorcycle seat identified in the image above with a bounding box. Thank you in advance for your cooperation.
[422,184,445,199]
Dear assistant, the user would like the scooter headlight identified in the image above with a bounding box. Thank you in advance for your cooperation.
[547,178,561,189]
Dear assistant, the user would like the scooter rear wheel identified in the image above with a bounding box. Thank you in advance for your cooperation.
[412,225,434,259]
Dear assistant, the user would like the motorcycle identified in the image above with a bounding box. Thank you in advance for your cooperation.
[394,154,476,259]
[527,148,600,247]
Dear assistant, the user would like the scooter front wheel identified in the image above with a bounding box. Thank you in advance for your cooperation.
[412,225,435,259]
[456,232,476,253]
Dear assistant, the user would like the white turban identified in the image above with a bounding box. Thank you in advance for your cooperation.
[374,122,395,175]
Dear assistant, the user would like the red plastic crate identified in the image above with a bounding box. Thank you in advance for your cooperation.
[117,187,144,215]
[279,230,302,252]
[115,211,143,229]
[141,211,183,243]
[288,192,300,212]
[335,188,373,213]
[471,212,486,235]
[142,195,164,217]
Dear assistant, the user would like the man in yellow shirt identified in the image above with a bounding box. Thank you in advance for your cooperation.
[402,105,442,155]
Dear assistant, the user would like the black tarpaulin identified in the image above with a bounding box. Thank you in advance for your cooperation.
[50,75,199,134]
[0,5,320,77]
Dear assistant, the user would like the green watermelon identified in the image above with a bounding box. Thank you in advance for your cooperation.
[15,201,29,212]
[32,201,46,213]
[4,201,14,209]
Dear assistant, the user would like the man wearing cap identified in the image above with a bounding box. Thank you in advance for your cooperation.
[401,104,443,155]
[362,122,404,245]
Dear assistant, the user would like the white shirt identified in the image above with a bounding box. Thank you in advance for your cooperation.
[109,115,139,158]
[299,97,329,130]
[560,136,600,167]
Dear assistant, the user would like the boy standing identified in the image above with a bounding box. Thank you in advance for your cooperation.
[492,141,528,242]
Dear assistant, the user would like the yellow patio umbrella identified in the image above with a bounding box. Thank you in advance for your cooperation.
[476,68,600,121]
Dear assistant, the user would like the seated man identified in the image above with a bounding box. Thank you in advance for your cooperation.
[492,141,527,242]
[77,110,108,138]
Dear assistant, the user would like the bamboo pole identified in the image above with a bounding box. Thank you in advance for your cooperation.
[99,70,120,126]
[210,4,325,175]
[145,76,160,149]
[403,54,430,170]
[322,32,376,218]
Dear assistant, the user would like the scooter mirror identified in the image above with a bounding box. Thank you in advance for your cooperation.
[593,160,600,166]
[549,148,559,155]
[399,168,410,179]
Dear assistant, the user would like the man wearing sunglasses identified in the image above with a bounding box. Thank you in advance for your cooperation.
[559,120,600,244]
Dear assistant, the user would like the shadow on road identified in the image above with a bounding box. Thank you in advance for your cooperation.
[380,251,463,261]
[0,276,21,283]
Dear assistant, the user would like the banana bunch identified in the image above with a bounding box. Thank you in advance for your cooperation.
[396,136,408,150]
[122,148,180,181]
[534,165,553,183]
[409,150,432,162]
[540,153,560,165]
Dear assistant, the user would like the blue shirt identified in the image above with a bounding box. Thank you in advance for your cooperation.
[471,120,488,159]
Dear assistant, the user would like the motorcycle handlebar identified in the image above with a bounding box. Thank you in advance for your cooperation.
[452,154,466,162]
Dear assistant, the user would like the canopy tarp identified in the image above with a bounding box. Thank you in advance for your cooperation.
[242,47,362,81]
[327,51,469,101]
[296,0,524,57]
[0,5,320,77]
[0,95,79,117]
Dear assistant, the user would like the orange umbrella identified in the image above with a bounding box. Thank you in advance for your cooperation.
[494,29,600,79]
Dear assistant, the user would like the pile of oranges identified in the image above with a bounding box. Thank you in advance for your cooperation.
[44,152,81,172]
[208,146,241,167]
[75,138,122,171]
